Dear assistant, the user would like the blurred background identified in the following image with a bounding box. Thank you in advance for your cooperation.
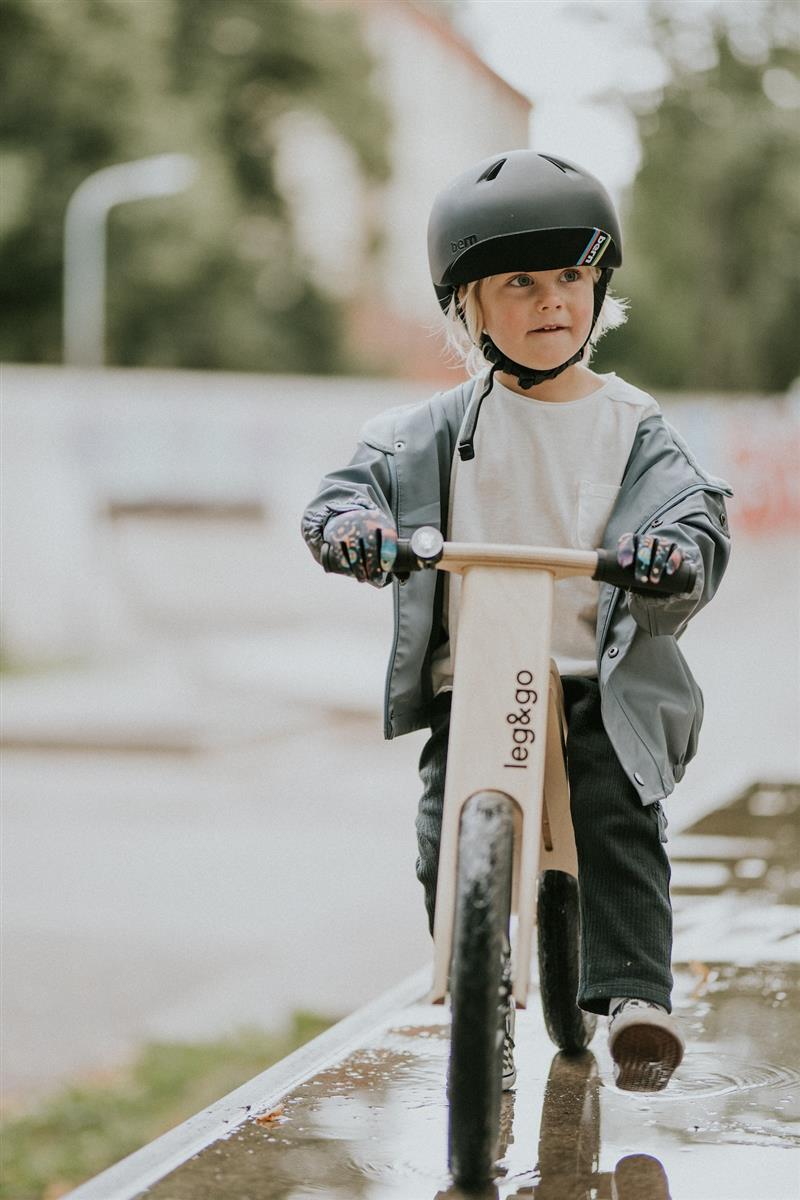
[1,0,799,1193]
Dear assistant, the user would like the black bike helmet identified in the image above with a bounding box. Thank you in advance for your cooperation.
[428,150,623,458]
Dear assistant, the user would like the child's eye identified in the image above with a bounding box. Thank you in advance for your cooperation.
[561,268,581,282]
[508,274,534,288]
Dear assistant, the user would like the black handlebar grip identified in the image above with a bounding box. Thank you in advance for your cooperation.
[322,527,442,576]
[322,539,416,576]
[322,538,418,577]
[392,540,417,575]
[320,543,354,574]
[395,527,444,574]
[593,548,697,595]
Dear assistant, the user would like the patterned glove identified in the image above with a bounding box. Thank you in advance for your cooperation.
[323,508,398,584]
[617,533,684,587]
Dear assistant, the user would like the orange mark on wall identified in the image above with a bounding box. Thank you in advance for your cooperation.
[728,421,800,534]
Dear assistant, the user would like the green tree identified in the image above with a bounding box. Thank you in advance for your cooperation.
[0,0,390,372]
[594,5,800,392]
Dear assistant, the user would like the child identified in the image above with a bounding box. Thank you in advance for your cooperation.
[301,150,732,1092]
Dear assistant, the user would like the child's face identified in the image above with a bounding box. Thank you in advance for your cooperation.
[478,266,596,371]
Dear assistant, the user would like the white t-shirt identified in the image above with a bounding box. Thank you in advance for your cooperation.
[430,372,660,691]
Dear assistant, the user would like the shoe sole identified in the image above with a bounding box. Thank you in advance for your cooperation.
[610,1022,684,1092]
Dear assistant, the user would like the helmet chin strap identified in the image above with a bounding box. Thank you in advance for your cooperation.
[457,270,610,461]
[479,334,585,388]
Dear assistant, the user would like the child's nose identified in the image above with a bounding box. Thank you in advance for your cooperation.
[537,283,562,308]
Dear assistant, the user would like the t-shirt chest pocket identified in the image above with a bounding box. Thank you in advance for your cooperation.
[575,480,621,549]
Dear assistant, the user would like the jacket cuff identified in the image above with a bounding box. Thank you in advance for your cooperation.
[627,559,704,636]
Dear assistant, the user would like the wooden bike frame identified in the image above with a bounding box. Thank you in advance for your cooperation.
[428,542,599,1009]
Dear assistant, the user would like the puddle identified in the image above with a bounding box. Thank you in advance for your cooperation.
[140,783,799,1199]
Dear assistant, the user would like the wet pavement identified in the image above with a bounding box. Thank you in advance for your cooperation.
[122,781,800,1200]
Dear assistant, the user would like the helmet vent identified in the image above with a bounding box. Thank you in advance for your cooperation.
[477,158,507,182]
[539,154,569,174]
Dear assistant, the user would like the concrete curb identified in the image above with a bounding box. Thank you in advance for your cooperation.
[62,965,432,1200]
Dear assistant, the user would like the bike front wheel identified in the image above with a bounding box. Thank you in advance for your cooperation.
[537,869,597,1053]
[448,791,514,1189]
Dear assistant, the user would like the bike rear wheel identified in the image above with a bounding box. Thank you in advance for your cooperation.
[448,791,514,1189]
[537,869,597,1052]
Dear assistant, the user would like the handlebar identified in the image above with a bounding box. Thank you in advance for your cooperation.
[320,526,697,595]
[391,527,697,596]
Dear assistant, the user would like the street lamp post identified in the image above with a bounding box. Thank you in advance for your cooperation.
[63,153,198,367]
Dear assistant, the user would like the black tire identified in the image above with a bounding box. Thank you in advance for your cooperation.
[448,791,514,1189]
[537,869,597,1053]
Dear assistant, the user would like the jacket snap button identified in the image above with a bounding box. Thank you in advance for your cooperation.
[634,772,645,786]
[720,513,727,526]
[607,645,619,658]
[652,518,663,527]
[394,440,405,451]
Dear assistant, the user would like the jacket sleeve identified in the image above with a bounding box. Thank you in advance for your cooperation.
[300,439,394,567]
[627,490,732,638]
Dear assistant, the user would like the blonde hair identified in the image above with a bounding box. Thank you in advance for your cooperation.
[443,267,629,376]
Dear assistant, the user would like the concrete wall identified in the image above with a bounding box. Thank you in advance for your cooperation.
[2,364,798,667]
[0,365,426,665]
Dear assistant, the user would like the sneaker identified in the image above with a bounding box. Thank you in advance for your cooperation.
[502,997,516,1091]
[608,998,684,1092]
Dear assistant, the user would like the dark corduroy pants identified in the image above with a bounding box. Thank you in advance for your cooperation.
[414,677,674,1014]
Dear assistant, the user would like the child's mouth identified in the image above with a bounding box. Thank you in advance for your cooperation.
[532,325,567,333]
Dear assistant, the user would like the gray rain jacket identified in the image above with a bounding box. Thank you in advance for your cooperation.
[302,377,733,810]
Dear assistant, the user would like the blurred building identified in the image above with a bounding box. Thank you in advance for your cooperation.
[275,0,532,383]
[2,4,534,667]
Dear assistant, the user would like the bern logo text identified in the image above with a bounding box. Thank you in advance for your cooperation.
[578,230,610,266]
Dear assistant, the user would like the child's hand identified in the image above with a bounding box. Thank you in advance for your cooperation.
[617,533,684,587]
[323,508,398,584]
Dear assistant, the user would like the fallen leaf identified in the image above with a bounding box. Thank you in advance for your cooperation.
[688,960,711,997]
[255,1104,285,1125]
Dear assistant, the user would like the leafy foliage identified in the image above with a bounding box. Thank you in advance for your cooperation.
[595,6,800,391]
[0,0,390,371]
[0,1013,333,1200]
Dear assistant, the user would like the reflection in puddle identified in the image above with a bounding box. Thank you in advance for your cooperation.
[142,783,799,1199]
